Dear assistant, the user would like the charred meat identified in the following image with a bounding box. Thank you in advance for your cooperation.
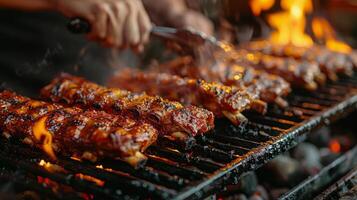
[41,73,215,145]
[0,90,158,167]
[242,41,355,81]
[109,69,267,126]
[231,50,325,90]
[152,56,291,108]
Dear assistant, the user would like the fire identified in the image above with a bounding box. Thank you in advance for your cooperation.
[33,116,56,160]
[250,0,275,16]
[250,0,352,52]
[312,17,352,53]
[38,159,66,173]
[267,0,313,47]
[76,173,105,186]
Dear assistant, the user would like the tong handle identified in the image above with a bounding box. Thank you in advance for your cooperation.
[67,17,173,36]
[67,18,221,52]
[67,18,206,43]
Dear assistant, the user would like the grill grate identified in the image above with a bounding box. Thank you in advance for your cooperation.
[0,76,357,200]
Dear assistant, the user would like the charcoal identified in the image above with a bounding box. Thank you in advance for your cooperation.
[307,126,331,147]
[292,142,322,175]
[249,194,264,200]
[237,172,258,196]
[319,148,340,166]
[254,185,269,200]
[260,155,305,187]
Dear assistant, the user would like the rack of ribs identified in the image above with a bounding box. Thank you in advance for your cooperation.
[0,90,158,168]
[242,40,355,81]
[230,49,326,90]
[151,56,291,108]
[41,73,215,148]
[109,69,267,126]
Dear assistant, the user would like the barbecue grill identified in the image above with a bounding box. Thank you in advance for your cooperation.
[0,75,356,200]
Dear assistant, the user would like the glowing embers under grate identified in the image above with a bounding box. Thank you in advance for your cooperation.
[0,76,356,200]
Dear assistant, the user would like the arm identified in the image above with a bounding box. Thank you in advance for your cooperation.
[0,0,152,50]
[0,0,54,10]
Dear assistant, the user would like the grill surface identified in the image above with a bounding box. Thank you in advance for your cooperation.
[0,75,357,200]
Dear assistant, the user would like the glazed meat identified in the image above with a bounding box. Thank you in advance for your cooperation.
[242,41,355,81]
[41,73,214,145]
[231,50,325,90]
[152,56,291,108]
[0,90,158,168]
[109,69,267,126]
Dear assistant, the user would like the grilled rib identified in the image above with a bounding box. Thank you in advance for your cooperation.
[0,90,158,167]
[41,73,214,146]
[242,41,355,81]
[231,49,325,90]
[152,56,291,108]
[109,69,267,126]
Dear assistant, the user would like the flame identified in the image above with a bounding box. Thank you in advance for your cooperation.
[312,17,352,53]
[329,139,341,153]
[71,156,82,162]
[33,116,56,160]
[250,0,275,16]
[39,159,52,168]
[251,0,352,52]
[95,165,104,169]
[267,0,313,47]
[76,173,105,186]
[96,164,113,172]
[38,159,66,173]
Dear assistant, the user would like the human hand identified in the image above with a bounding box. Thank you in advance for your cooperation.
[56,0,152,50]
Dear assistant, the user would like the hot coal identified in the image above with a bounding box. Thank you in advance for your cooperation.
[249,193,264,200]
[319,148,340,166]
[223,172,258,196]
[220,116,356,200]
[307,126,331,148]
[253,185,269,200]
[292,142,322,175]
[258,155,306,187]
[237,172,258,196]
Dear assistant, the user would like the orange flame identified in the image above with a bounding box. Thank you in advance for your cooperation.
[33,116,56,160]
[76,173,105,186]
[39,159,66,173]
[250,0,352,52]
[267,0,313,47]
[250,0,275,16]
[312,17,352,53]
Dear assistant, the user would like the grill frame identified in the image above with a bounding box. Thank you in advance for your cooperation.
[175,89,357,199]
[0,76,356,200]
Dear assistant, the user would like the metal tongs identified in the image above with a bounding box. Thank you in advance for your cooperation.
[67,18,224,54]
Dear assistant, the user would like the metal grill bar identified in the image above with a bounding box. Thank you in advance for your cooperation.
[0,76,356,199]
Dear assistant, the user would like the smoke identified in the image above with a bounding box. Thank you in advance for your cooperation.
[15,43,63,77]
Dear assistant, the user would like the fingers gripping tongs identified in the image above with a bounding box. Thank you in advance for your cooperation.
[67,18,224,54]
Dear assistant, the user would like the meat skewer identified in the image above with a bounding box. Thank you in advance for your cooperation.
[242,41,355,81]
[0,90,158,168]
[152,56,291,108]
[41,73,215,148]
[109,69,267,126]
